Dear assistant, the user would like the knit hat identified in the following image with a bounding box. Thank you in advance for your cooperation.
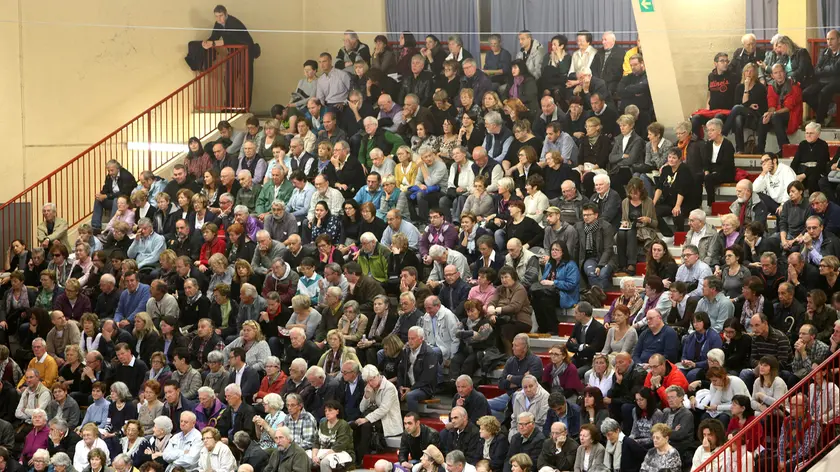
[423,445,444,465]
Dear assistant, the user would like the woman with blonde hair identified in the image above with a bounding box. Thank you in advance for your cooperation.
[58,344,85,396]
[318,328,360,378]
[133,312,162,366]
[119,419,144,458]
[258,119,282,161]
[223,320,271,371]
[723,63,767,152]
[295,119,317,155]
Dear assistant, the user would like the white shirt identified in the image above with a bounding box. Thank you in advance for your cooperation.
[139,202,152,219]
[689,226,706,247]
[622,134,631,153]
[712,142,722,164]
[235,364,245,385]
[74,438,110,472]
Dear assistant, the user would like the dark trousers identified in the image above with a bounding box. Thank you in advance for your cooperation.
[803,81,840,123]
[655,203,686,237]
[449,346,482,378]
[408,190,442,223]
[757,192,782,217]
[351,420,373,464]
[704,171,734,206]
[691,113,727,138]
[616,226,641,269]
[531,289,560,333]
[722,104,754,152]
[757,112,790,154]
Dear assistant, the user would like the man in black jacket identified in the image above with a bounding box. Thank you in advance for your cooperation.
[592,31,625,96]
[163,379,196,434]
[339,360,370,462]
[576,202,618,289]
[537,422,578,472]
[504,411,545,472]
[281,328,321,374]
[92,160,137,231]
[565,302,607,376]
[398,326,439,412]
[226,348,260,403]
[304,366,340,422]
[399,56,435,107]
[439,406,482,463]
[215,383,256,442]
[605,352,647,434]
[398,412,440,471]
[803,29,840,126]
[167,220,201,260]
[45,418,80,460]
[233,431,269,472]
[451,375,490,425]
[204,5,256,106]
[618,55,653,132]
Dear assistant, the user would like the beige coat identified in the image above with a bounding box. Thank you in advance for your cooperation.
[359,377,403,437]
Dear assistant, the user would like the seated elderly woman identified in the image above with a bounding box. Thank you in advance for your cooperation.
[717,213,744,253]
[336,300,369,347]
[607,115,645,199]
[317,328,360,379]
[617,177,658,276]
[574,424,607,472]
[639,424,682,472]
[630,276,671,331]
[701,118,736,208]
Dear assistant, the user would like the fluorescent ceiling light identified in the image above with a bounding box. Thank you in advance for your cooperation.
[127,142,189,153]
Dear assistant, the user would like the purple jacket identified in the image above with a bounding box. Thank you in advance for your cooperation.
[419,223,459,257]
[53,293,92,322]
[21,425,49,464]
[542,362,585,395]
[243,215,264,242]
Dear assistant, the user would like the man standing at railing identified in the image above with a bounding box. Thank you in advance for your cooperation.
[778,392,820,472]
[203,5,257,107]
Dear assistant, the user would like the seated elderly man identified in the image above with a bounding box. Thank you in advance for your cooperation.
[489,333,543,417]
[777,392,821,472]
[483,111,514,164]
[307,174,345,224]
[234,170,262,215]
[426,244,470,292]
[193,386,225,431]
[255,166,293,219]
[729,179,765,227]
[589,175,621,229]
[358,232,391,284]
[357,116,406,169]
[685,209,724,270]
[128,218,166,272]
[439,406,481,462]
[92,160,137,232]
[802,215,840,266]
[505,238,540,289]
[377,94,404,133]
[282,392,318,450]
[280,358,314,406]
[420,296,460,382]
[505,411,545,472]
[37,203,71,251]
[809,192,840,237]
[250,230,283,279]
[232,204,263,242]
[398,326,439,411]
[438,265,470,318]
[237,142,268,184]
[576,203,616,290]
[509,375,549,441]
[757,64,804,154]
[162,411,203,471]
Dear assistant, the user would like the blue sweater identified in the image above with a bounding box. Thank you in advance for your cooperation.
[680,328,723,369]
[114,284,151,323]
[81,398,111,428]
[632,325,679,364]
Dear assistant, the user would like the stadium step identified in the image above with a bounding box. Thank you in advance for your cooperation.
[478,384,504,399]
[362,451,399,469]
[419,417,446,432]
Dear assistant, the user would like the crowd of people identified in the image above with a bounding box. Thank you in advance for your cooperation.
[1,4,840,472]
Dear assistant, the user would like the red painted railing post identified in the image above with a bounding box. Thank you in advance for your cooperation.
[245,48,250,112]
[46,179,52,203]
[146,111,152,170]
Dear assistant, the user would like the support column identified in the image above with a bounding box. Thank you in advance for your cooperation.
[631,0,746,129]
[777,0,818,46]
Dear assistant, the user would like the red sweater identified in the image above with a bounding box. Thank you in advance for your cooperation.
[644,361,689,405]
[726,415,764,452]
[199,237,227,266]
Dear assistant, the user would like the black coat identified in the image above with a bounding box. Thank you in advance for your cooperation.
[167,233,203,261]
[241,441,270,471]
[399,70,436,107]
[567,318,607,367]
[215,401,256,439]
[485,434,510,472]
[440,422,482,463]
[282,340,323,374]
[504,430,546,472]
[338,377,366,422]
[47,428,81,459]
[397,342,438,396]
[619,71,653,113]
[703,139,736,180]
[592,47,626,94]
[306,376,341,422]
[451,389,491,426]
[0,382,19,424]
[398,424,441,463]
[113,358,149,396]
[227,365,261,402]
[100,169,138,199]
[209,300,240,340]
[136,331,164,366]
[94,289,122,320]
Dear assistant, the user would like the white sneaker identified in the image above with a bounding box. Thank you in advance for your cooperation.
[661,236,674,245]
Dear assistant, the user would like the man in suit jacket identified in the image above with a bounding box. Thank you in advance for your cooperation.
[451,375,490,425]
[36,204,71,251]
[398,327,439,412]
[304,365,340,422]
[564,302,607,374]
[592,32,625,96]
[803,215,840,267]
[92,160,138,231]
[215,383,256,441]
[338,360,366,424]
[227,347,260,403]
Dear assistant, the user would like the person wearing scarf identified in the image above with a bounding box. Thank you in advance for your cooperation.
[630,277,671,330]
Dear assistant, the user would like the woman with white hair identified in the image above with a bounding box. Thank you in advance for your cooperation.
[50,451,76,472]
[197,427,237,472]
[134,415,173,466]
[358,364,403,438]
[791,122,830,194]
[730,33,761,76]
[254,392,286,449]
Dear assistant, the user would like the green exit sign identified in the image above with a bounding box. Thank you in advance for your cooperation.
[639,0,654,12]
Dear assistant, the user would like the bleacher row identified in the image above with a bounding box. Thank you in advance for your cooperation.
[359,140,840,469]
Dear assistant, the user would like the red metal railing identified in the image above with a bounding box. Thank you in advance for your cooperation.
[693,347,840,472]
[0,45,249,250]
[808,39,828,65]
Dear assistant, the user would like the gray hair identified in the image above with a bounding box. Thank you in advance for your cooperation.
[518,411,535,423]
[665,385,686,398]
[400,291,416,304]
[137,217,154,229]
[683,244,700,256]
[806,122,822,133]
[220,192,234,203]
[110,381,132,402]
[484,111,503,127]
[448,34,464,46]
[456,375,473,386]
[224,383,242,397]
[240,283,258,298]
[593,173,610,186]
[706,118,724,130]
[363,116,378,127]
[154,415,174,434]
[706,348,725,366]
[369,148,384,160]
[263,392,285,411]
[361,364,381,382]
[207,350,225,363]
[290,358,308,372]
[234,205,250,215]
[463,58,478,68]
[404,93,420,106]
[113,453,132,466]
[335,140,351,153]
[50,452,72,468]
[360,232,378,243]
[285,393,303,406]
[675,120,692,135]
[428,244,447,259]
[180,411,196,423]
[197,386,216,399]
[31,408,47,419]
[49,417,69,433]
[237,169,252,179]
[265,356,281,369]
[306,365,326,380]
[42,202,57,212]
[446,450,466,466]
[600,417,621,435]
[271,200,286,210]
[688,208,706,222]
[277,425,293,441]
[408,325,425,339]
[233,431,252,451]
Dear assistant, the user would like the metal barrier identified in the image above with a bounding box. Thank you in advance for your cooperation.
[0,45,249,250]
[693,347,840,472]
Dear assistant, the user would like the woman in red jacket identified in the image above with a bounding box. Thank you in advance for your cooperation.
[197,223,226,272]
[726,394,764,453]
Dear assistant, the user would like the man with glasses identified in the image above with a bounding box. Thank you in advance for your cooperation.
[791,323,830,381]
[801,215,840,265]
[282,393,317,450]
[674,245,712,299]
[504,412,545,472]
[642,353,687,406]
[690,52,737,137]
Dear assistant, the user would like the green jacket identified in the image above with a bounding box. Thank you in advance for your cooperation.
[315,419,355,464]
[357,244,391,283]
[255,179,294,215]
[357,129,405,169]
[235,183,262,214]
[266,442,311,472]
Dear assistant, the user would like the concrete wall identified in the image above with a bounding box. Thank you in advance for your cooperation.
[632,0,747,128]
[0,0,385,202]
